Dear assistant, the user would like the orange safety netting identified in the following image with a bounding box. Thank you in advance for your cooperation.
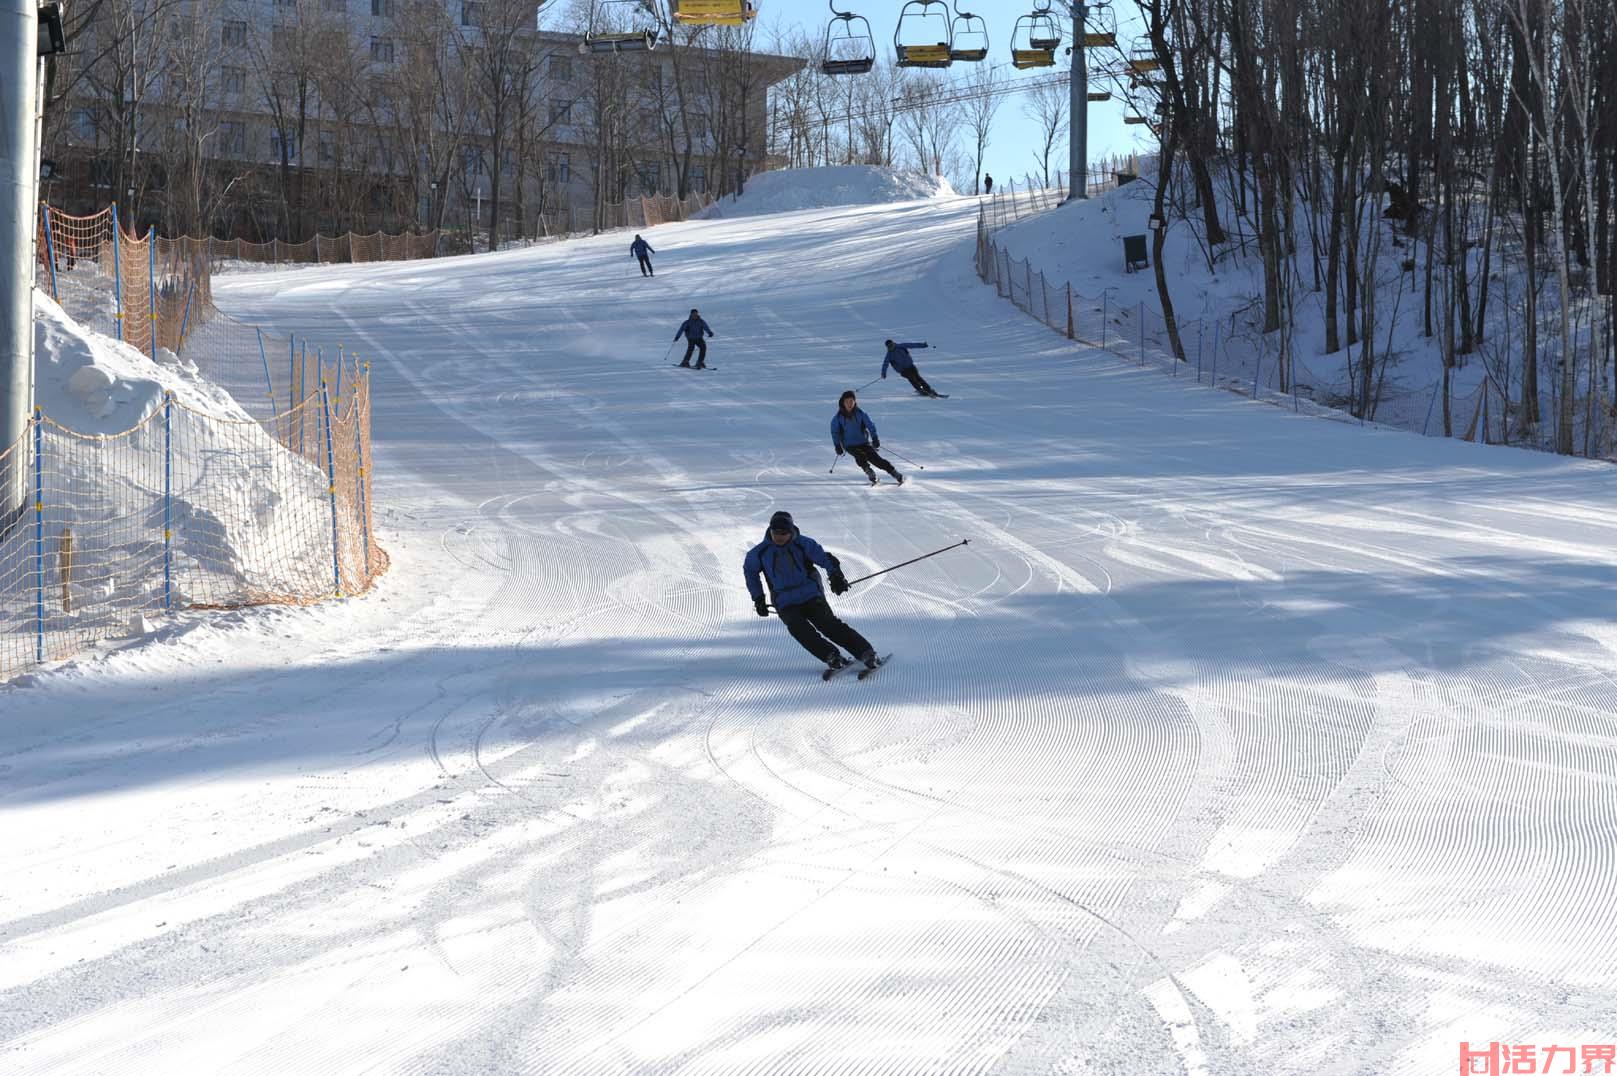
[7,204,387,682]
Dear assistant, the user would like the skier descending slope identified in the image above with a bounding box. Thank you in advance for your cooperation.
[675,308,714,368]
[831,390,904,486]
[630,234,655,276]
[744,511,885,678]
[880,339,945,397]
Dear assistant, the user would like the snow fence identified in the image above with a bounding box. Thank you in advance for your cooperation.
[972,204,1503,443]
[2,207,386,682]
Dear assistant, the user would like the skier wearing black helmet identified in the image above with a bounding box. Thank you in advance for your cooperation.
[743,511,882,676]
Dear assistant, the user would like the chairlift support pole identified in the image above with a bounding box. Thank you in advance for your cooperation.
[1068,0,1091,201]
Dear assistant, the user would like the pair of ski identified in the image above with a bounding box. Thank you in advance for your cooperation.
[674,364,715,370]
[822,653,892,682]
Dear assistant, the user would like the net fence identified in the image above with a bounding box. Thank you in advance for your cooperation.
[972,205,1503,444]
[5,205,385,682]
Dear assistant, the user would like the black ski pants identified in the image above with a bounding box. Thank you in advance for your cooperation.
[637,254,654,276]
[848,443,899,480]
[680,338,707,365]
[777,596,872,665]
[900,367,937,396]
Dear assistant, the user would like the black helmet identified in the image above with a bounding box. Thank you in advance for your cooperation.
[883,339,894,348]
[768,510,794,534]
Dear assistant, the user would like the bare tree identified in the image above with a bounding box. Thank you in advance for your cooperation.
[959,61,1000,194]
[1022,74,1066,186]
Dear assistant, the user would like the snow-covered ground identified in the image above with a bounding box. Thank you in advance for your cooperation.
[990,171,1534,444]
[4,182,1617,1075]
[701,165,955,218]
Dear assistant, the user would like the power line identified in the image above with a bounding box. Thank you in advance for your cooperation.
[769,62,1144,135]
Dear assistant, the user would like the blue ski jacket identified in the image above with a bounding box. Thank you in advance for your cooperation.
[881,341,928,377]
[830,407,878,452]
[744,526,842,609]
[676,316,713,341]
[630,237,654,257]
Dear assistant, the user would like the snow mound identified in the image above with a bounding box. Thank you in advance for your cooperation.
[35,291,255,433]
[701,166,955,219]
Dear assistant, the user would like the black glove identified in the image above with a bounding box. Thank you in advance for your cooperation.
[835,446,845,456]
[828,570,850,596]
[880,372,887,379]
[871,437,880,449]
[754,596,769,617]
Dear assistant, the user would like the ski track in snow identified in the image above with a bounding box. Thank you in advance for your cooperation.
[4,192,1617,1075]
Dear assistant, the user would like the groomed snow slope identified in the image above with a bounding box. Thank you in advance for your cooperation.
[700,165,955,217]
[3,187,1617,1075]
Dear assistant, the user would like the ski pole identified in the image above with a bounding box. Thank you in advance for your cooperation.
[845,539,969,587]
[856,377,882,392]
[829,454,840,474]
[884,447,925,470]
[662,339,678,363]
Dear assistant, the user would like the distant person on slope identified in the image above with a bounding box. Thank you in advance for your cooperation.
[630,234,655,276]
[881,339,942,397]
[675,308,714,368]
[983,173,993,196]
[831,390,904,487]
[744,511,880,674]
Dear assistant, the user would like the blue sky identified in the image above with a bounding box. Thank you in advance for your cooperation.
[748,0,1152,184]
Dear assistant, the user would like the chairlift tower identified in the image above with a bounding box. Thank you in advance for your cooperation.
[1067,0,1107,201]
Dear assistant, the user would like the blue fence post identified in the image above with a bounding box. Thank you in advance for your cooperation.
[352,374,371,579]
[255,328,280,430]
[163,392,173,612]
[299,342,308,456]
[147,226,158,357]
[33,408,44,662]
[111,204,125,342]
[319,380,343,597]
[39,205,59,299]
[1422,380,1441,435]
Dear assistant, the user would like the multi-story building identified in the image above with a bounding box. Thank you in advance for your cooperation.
[43,0,801,242]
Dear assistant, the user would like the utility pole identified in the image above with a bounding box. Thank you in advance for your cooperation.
[1068,0,1088,202]
[2,0,42,527]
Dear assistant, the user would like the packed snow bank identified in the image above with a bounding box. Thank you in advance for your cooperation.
[700,165,955,219]
[988,171,1508,442]
[34,290,254,434]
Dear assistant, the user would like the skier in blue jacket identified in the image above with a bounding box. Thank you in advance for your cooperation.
[831,390,903,486]
[881,340,942,397]
[675,308,713,368]
[744,510,880,672]
[630,234,655,276]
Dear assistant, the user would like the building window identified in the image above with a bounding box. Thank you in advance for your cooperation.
[548,98,571,126]
[272,26,292,51]
[636,161,660,193]
[371,0,391,13]
[71,107,98,141]
[370,36,393,62]
[546,151,569,184]
[548,55,571,81]
[90,160,114,188]
[272,129,298,162]
[318,131,336,165]
[222,20,247,47]
[222,66,246,95]
[460,1,480,25]
[218,120,246,156]
[462,145,485,176]
[689,164,705,193]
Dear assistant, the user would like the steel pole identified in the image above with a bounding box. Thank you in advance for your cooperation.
[2,0,41,525]
[1068,1,1088,202]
